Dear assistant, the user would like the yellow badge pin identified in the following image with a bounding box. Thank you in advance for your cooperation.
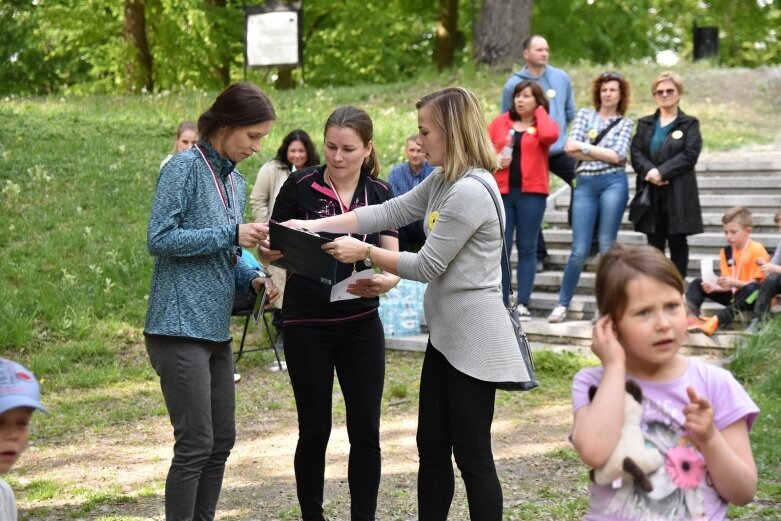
[671,130,683,140]
[428,211,439,230]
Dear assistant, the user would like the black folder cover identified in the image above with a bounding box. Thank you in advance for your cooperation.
[269,222,338,285]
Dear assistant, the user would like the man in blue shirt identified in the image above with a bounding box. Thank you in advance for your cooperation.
[501,35,578,270]
[388,135,435,251]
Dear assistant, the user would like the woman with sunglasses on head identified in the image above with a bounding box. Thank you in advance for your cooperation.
[548,71,634,323]
[630,71,703,278]
[145,82,280,521]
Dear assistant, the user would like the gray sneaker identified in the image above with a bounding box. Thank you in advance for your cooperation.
[517,304,532,322]
[547,305,567,323]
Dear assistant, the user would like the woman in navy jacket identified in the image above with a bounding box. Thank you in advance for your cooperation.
[630,71,703,278]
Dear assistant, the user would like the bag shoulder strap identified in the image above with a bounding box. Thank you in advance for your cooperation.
[590,117,623,146]
[465,173,516,306]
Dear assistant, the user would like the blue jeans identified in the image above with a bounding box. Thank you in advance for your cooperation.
[559,171,628,307]
[500,188,547,306]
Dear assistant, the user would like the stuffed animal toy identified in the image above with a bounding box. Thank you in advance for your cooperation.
[588,379,664,492]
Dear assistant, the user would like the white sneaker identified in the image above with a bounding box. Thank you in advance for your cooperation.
[517,304,532,322]
[547,305,567,323]
[233,372,241,384]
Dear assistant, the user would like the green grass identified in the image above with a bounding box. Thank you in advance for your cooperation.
[726,316,781,519]
[1,63,780,519]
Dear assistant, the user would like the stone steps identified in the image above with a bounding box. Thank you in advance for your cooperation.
[385,154,781,353]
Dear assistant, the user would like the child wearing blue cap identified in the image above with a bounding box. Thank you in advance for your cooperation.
[0,357,48,520]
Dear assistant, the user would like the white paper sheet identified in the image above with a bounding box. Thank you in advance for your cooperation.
[330,269,374,302]
[700,256,717,282]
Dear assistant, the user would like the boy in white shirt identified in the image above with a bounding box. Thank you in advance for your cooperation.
[0,358,48,520]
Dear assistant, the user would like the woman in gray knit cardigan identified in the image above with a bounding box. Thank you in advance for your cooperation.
[268,87,528,521]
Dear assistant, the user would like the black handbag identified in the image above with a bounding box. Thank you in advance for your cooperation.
[628,182,651,224]
[467,174,538,392]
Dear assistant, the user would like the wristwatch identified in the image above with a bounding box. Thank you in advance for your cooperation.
[581,144,591,155]
[363,244,373,268]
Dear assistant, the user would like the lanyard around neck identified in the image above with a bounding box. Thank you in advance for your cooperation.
[731,238,751,296]
[195,144,237,225]
[324,172,367,243]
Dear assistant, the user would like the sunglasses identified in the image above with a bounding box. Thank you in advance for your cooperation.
[600,71,623,80]
[654,88,677,97]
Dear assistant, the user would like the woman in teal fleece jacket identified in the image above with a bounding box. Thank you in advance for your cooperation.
[144,82,279,521]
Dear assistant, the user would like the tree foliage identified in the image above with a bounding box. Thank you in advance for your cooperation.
[534,0,781,66]
[1,0,779,95]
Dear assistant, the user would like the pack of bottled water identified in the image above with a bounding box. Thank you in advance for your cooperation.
[379,279,427,337]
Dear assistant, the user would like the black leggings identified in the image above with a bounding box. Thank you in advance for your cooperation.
[417,342,501,521]
[284,315,385,521]
[645,212,690,278]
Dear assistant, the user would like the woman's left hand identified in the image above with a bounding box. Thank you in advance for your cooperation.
[645,168,669,186]
[252,276,280,304]
[322,236,368,264]
[347,273,396,298]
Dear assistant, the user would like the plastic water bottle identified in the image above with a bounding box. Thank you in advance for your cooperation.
[501,129,515,157]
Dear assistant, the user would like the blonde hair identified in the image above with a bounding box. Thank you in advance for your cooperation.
[651,71,685,96]
[722,206,754,228]
[415,88,498,182]
[595,244,684,321]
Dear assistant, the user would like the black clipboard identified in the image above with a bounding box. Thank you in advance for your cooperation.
[269,222,338,285]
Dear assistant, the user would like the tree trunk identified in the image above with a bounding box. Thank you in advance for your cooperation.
[123,0,153,92]
[474,0,532,67]
[433,0,461,71]
[276,65,295,90]
[207,0,231,87]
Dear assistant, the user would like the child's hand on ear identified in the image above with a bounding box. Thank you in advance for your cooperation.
[591,315,625,368]
[684,387,716,448]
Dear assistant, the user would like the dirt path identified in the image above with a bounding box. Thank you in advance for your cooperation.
[18,355,581,521]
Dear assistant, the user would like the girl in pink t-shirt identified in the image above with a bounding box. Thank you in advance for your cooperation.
[571,244,759,520]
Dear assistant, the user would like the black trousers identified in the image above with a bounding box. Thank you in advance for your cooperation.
[646,211,690,278]
[285,315,385,521]
[537,152,578,260]
[686,278,760,327]
[417,342,501,521]
[754,273,781,322]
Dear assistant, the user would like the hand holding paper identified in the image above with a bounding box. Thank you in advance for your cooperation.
[330,269,374,302]
[700,256,717,282]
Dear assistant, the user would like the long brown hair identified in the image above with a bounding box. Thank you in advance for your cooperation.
[324,106,380,177]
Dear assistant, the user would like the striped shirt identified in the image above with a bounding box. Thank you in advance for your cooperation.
[569,108,633,176]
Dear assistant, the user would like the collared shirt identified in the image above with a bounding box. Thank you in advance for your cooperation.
[388,161,435,196]
[569,108,633,176]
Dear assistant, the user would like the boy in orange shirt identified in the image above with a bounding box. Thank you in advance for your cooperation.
[686,206,769,336]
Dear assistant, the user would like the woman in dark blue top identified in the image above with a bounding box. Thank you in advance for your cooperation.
[145,82,279,521]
